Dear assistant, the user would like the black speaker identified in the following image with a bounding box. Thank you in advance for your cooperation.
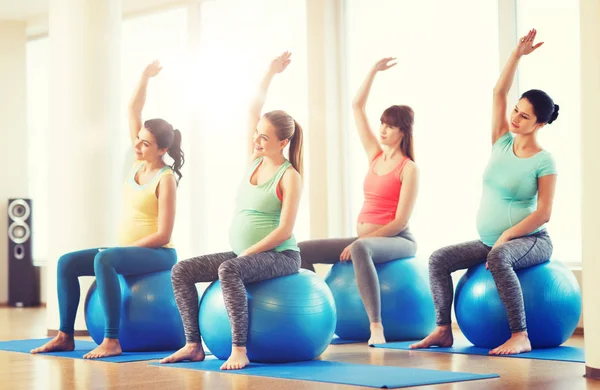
[8,198,40,307]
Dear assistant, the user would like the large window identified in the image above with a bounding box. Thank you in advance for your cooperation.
[192,0,310,254]
[516,0,581,265]
[27,3,309,264]
[344,0,499,257]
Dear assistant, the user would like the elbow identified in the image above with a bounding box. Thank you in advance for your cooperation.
[128,104,139,115]
[542,212,551,224]
[351,97,365,110]
[492,87,507,98]
[538,210,551,224]
[279,227,293,241]
[157,232,172,247]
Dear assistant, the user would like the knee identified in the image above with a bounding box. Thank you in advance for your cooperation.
[350,240,370,262]
[218,260,239,280]
[486,247,511,272]
[57,252,78,275]
[171,260,193,284]
[429,247,451,271]
[93,250,116,272]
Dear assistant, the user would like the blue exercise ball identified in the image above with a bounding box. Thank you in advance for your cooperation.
[324,257,436,341]
[198,269,336,363]
[455,261,582,349]
[85,270,186,351]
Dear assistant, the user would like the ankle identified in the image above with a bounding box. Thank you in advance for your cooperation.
[437,324,452,332]
[370,322,384,329]
[232,346,247,354]
[57,331,74,341]
[512,330,529,338]
[102,338,120,345]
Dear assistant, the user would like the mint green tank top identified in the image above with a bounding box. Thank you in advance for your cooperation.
[229,157,299,255]
[476,132,557,246]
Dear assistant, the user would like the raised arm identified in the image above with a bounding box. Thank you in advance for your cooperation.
[128,60,162,146]
[352,58,397,162]
[492,29,543,144]
[247,52,291,161]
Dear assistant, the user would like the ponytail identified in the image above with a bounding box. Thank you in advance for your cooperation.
[264,110,304,176]
[400,133,415,162]
[289,120,304,177]
[167,129,184,183]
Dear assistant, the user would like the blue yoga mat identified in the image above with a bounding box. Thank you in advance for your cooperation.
[373,337,585,363]
[0,338,209,363]
[150,356,499,388]
[330,336,364,345]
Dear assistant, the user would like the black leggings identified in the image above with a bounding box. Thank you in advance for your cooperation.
[429,230,552,332]
[171,250,300,346]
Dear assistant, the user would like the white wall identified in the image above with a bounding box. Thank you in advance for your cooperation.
[580,0,600,369]
[0,21,27,304]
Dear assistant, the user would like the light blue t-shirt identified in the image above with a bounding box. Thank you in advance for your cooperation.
[476,132,557,247]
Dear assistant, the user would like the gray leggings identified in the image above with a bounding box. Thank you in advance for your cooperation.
[171,250,300,346]
[429,230,552,333]
[298,229,417,323]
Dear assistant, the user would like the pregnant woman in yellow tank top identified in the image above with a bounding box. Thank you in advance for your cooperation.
[31,61,184,359]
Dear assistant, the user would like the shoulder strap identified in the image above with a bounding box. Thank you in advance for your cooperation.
[151,166,174,194]
[270,160,292,191]
[394,156,410,177]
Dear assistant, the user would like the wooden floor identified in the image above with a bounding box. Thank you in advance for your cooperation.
[1,307,599,390]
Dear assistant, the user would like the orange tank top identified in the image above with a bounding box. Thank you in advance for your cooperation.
[357,152,409,225]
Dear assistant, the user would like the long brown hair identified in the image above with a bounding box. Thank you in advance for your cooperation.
[144,118,185,182]
[380,105,415,161]
[263,110,304,176]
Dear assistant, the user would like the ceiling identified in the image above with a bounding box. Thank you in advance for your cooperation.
[0,0,189,21]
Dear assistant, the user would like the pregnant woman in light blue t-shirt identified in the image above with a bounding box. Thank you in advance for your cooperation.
[411,29,559,355]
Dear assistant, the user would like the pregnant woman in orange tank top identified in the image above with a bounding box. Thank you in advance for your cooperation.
[298,57,419,345]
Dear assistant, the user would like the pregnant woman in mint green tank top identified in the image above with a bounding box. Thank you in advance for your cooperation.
[411,29,560,356]
[162,52,304,370]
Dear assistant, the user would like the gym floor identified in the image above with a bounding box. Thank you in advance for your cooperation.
[1,307,597,390]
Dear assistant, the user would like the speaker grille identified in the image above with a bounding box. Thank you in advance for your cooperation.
[8,199,31,221]
[8,221,30,244]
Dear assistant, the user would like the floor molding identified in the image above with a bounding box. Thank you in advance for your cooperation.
[0,302,46,308]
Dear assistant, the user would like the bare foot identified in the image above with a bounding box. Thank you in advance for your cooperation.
[489,331,531,355]
[368,322,386,345]
[83,338,122,359]
[30,331,75,354]
[160,343,205,364]
[220,346,250,370]
[409,325,454,349]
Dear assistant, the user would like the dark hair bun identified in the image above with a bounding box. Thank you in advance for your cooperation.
[548,104,559,124]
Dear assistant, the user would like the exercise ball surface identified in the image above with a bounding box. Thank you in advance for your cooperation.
[325,257,436,341]
[85,270,186,351]
[455,261,581,348]
[198,269,336,363]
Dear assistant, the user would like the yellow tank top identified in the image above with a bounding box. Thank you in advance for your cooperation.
[117,161,174,248]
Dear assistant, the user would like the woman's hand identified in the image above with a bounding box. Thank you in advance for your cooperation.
[269,52,292,75]
[372,57,397,72]
[514,29,544,58]
[340,243,353,261]
[142,60,163,79]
